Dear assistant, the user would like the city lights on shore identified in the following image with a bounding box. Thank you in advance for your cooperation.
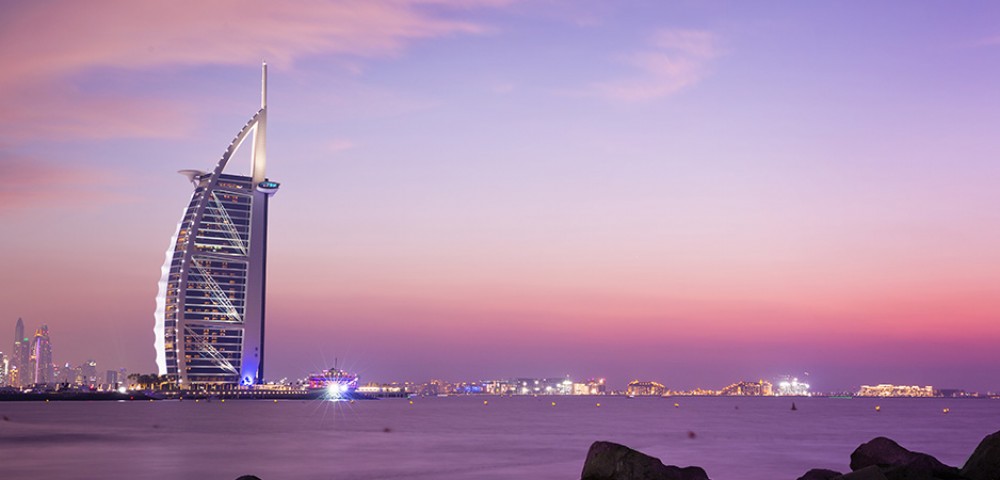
[857,384,935,398]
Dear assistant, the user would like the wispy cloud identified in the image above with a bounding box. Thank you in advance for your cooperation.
[491,82,517,94]
[0,0,508,142]
[0,151,132,213]
[972,34,1000,47]
[5,90,195,141]
[329,138,356,153]
[588,29,721,102]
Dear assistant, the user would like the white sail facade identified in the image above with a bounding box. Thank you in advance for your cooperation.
[155,64,279,386]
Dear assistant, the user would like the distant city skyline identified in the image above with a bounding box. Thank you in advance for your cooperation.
[1,2,999,392]
[2,314,987,394]
[4,317,128,389]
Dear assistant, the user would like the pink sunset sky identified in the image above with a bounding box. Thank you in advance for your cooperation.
[1,1,999,391]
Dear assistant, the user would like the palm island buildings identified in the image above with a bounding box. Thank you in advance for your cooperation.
[155,64,279,388]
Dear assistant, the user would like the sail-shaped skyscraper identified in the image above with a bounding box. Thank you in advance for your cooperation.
[155,65,279,387]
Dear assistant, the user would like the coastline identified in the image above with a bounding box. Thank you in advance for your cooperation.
[0,390,377,402]
[1,391,994,402]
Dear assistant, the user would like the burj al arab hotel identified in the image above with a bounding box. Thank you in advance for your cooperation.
[154,64,279,387]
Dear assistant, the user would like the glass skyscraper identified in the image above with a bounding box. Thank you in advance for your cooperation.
[155,65,279,387]
[11,317,28,387]
[29,325,52,386]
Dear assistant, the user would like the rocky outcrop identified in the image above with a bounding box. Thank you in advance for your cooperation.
[850,437,921,470]
[585,430,1000,480]
[837,465,888,480]
[848,436,963,480]
[797,468,844,480]
[580,441,710,480]
[962,430,1000,480]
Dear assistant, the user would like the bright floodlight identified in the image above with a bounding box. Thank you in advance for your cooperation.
[327,383,347,399]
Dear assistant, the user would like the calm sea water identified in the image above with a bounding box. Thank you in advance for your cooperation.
[0,396,996,479]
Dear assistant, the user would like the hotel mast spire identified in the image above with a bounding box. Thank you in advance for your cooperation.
[261,62,267,109]
[251,62,268,184]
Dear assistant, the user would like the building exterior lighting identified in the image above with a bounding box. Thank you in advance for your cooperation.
[856,384,935,397]
[774,378,809,396]
[626,380,666,396]
[719,380,775,396]
[154,64,278,387]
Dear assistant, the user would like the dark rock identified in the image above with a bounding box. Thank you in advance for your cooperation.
[797,468,843,480]
[849,437,963,480]
[882,463,964,480]
[235,476,261,480]
[836,465,889,480]
[962,430,1000,480]
[851,438,916,470]
[581,441,710,480]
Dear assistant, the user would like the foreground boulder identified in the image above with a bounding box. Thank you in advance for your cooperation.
[849,437,963,480]
[838,465,888,480]
[962,430,1000,480]
[581,441,710,480]
[797,468,844,480]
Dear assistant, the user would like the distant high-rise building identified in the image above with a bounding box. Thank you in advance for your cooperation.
[13,318,23,351]
[57,362,77,385]
[0,351,7,386]
[7,366,19,389]
[11,318,29,387]
[154,64,279,387]
[80,359,97,386]
[28,325,53,385]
